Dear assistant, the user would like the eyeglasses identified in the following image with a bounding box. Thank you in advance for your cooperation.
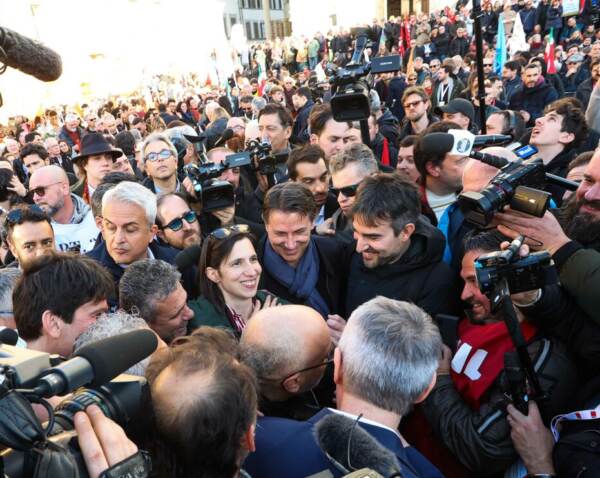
[331,183,360,198]
[145,149,173,162]
[430,64,441,68]
[262,358,334,388]
[403,99,424,109]
[484,63,493,67]
[162,210,197,232]
[209,224,250,240]
[6,205,46,226]
[29,182,63,197]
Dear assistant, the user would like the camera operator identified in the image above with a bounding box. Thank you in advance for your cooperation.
[240,304,332,420]
[496,146,600,321]
[13,252,112,356]
[243,297,444,478]
[258,103,294,155]
[422,230,577,475]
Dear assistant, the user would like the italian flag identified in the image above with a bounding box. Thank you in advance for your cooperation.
[545,28,556,74]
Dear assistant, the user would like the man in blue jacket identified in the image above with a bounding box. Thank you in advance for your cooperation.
[243,296,444,478]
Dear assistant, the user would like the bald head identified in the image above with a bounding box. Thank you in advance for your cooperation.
[240,305,331,399]
[462,147,517,193]
[28,165,71,217]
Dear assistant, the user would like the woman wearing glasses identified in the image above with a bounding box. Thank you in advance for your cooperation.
[188,225,282,337]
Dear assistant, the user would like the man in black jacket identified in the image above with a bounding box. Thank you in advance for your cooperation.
[258,182,348,317]
[291,87,315,145]
[509,63,559,126]
[423,230,577,476]
[448,27,469,58]
[345,173,459,318]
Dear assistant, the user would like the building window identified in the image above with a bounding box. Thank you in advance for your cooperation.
[257,0,262,7]
[278,0,282,8]
[246,21,253,39]
[260,21,265,39]
[230,15,237,26]
[253,22,260,39]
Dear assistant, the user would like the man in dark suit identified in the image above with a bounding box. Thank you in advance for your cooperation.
[243,296,444,478]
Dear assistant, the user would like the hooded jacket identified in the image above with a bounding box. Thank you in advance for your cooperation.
[345,216,460,318]
[508,77,559,125]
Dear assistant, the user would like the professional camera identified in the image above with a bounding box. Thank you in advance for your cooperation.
[475,246,557,296]
[0,330,156,478]
[245,138,288,188]
[459,158,552,227]
[185,151,251,212]
[329,28,401,121]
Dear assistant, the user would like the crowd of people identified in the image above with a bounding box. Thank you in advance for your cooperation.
[2,0,600,477]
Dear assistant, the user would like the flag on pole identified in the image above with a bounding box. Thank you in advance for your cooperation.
[510,12,529,55]
[406,46,415,75]
[495,13,507,75]
[545,28,557,74]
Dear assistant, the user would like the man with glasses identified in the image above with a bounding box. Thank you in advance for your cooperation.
[398,86,437,141]
[316,144,378,246]
[156,193,201,250]
[29,165,98,253]
[84,113,98,134]
[2,205,55,269]
[237,95,254,120]
[45,137,75,175]
[429,59,442,80]
[141,133,181,194]
[240,304,333,420]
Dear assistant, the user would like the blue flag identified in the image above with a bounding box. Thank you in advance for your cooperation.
[495,14,507,75]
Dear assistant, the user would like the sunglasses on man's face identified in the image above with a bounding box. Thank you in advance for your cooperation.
[210,224,250,240]
[29,182,63,198]
[330,183,360,198]
[162,210,197,232]
[145,149,172,162]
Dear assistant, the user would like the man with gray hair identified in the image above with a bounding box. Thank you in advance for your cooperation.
[315,143,378,244]
[119,259,193,343]
[74,310,165,375]
[243,296,443,478]
[240,304,332,420]
[87,181,186,303]
[140,132,181,194]
[0,268,21,330]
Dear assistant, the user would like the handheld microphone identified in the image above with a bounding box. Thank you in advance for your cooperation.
[0,26,62,82]
[0,328,19,346]
[315,413,402,477]
[213,128,235,148]
[33,329,158,398]
[472,134,513,147]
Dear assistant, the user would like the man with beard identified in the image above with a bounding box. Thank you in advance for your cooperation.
[344,173,459,318]
[398,87,437,141]
[509,63,559,126]
[496,147,600,321]
[576,58,600,107]
[29,166,98,253]
[287,145,337,226]
[156,193,201,250]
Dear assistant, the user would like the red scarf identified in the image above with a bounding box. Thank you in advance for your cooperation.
[381,137,390,166]
[451,319,538,410]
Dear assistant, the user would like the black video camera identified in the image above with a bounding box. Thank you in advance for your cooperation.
[475,247,557,298]
[245,138,288,188]
[185,151,251,212]
[329,29,401,121]
[458,158,552,227]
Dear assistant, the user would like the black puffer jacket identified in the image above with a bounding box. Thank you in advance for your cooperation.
[345,216,460,317]
[508,79,559,125]
[423,332,577,476]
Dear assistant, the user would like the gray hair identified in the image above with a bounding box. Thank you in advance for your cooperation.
[74,310,152,376]
[338,296,441,416]
[329,143,379,176]
[91,182,117,218]
[141,132,178,164]
[119,259,181,323]
[102,181,157,226]
[252,96,267,112]
[0,269,21,315]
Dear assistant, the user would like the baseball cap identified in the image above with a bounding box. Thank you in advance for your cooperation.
[434,98,475,124]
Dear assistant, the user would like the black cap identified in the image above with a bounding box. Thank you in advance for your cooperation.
[434,98,475,124]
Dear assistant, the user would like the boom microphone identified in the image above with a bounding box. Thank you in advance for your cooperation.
[0,26,63,82]
[472,134,513,147]
[33,329,158,397]
[213,128,235,148]
[315,413,402,477]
